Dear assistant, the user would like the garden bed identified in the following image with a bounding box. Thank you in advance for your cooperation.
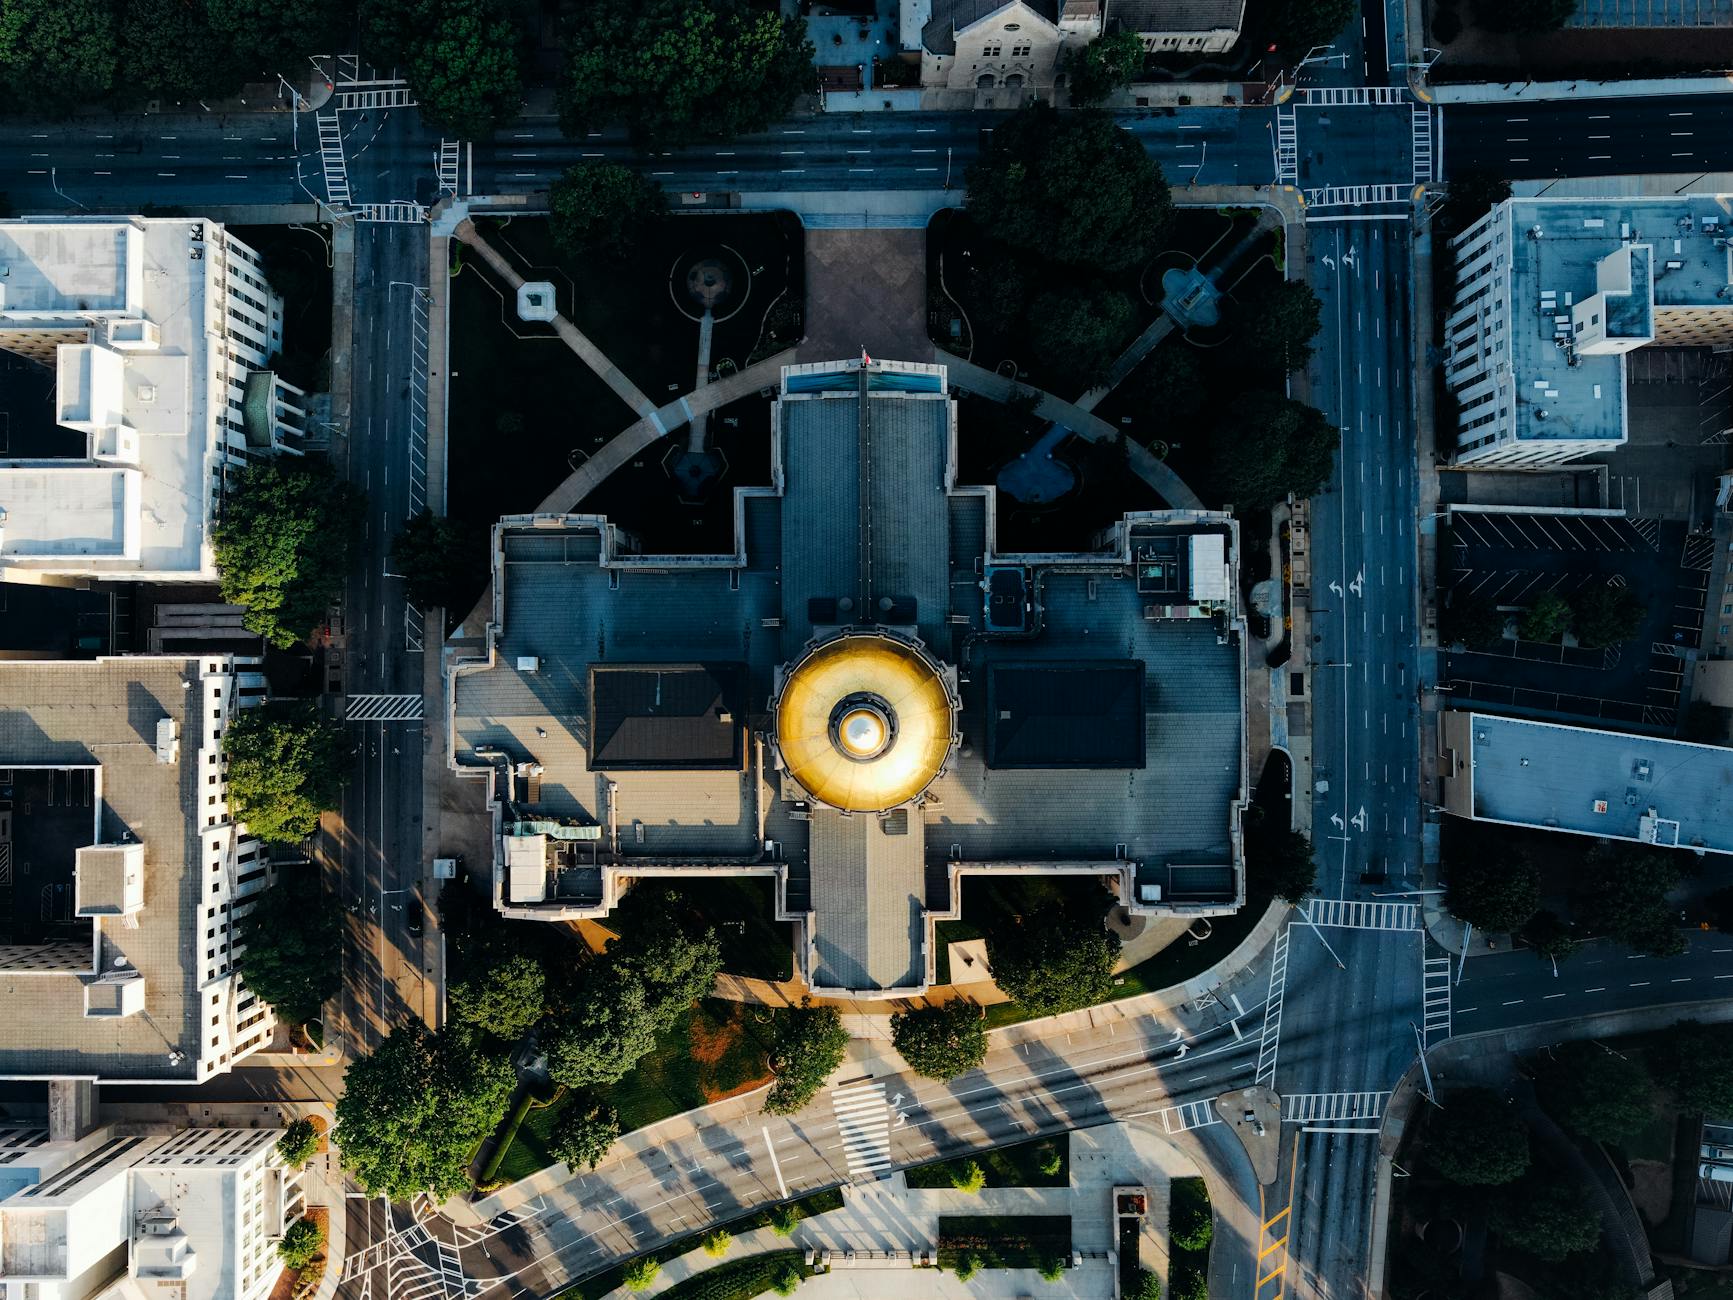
[656,1250,809,1300]
[1168,1177,1211,1298]
[905,1134,1069,1189]
[936,1214,1072,1270]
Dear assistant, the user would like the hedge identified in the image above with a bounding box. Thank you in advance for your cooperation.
[477,1090,536,1184]
[658,1250,807,1300]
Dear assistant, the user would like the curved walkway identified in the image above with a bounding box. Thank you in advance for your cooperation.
[942,355,1205,511]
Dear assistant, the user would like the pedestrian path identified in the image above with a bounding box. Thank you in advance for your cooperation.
[1422,954,1453,1045]
[1149,1098,1222,1135]
[1303,898,1419,931]
[830,1081,893,1181]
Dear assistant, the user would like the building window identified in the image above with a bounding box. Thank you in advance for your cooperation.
[983,43,1001,56]
[1012,43,1031,56]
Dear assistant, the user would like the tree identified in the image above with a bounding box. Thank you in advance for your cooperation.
[333,1023,515,1202]
[1170,1179,1213,1252]
[1027,285,1139,391]
[1206,391,1340,512]
[891,1001,987,1081]
[951,1159,986,1194]
[1444,590,1508,650]
[701,1228,732,1257]
[235,868,342,1024]
[771,1260,803,1295]
[1268,0,1357,55]
[1038,1255,1066,1281]
[549,1100,620,1172]
[1649,1019,1733,1115]
[987,914,1120,1018]
[277,1118,321,1170]
[966,105,1172,273]
[1536,1041,1653,1143]
[208,0,350,71]
[1065,29,1142,106]
[224,702,349,845]
[1520,909,1581,963]
[0,0,118,113]
[768,1204,800,1237]
[215,461,361,648]
[953,1250,982,1282]
[1038,1144,1062,1177]
[1472,0,1576,33]
[764,1002,849,1115]
[1580,847,1683,957]
[390,511,490,616]
[278,1216,325,1269]
[118,0,248,104]
[1446,851,1540,934]
[1426,1087,1529,1185]
[448,954,546,1043]
[1125,1268,1163,1300]
[1570,584,1645,650]
[1519,591,1572,643]
[361,0,526,139]
[1169,1268,1208,1300]
[1238,279,1323,377]
[1255,829,1317,905]
[622,1258,660,1292]
[547,162,668,258]
[1492,1178,1603,1261]
[1125,346,1203,422]
[559,0,815,147]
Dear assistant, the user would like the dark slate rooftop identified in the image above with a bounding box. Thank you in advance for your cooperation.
[589,665,745,770]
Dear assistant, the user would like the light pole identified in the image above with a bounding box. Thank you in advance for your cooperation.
[1396,48,1444,77]
[1295,44,1350,71]
[944,146,953,190]
[50,168,85,210]
[1411,1021,1440,1106]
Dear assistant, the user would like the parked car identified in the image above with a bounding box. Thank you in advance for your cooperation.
[406,899,423,937]
[1704,1144,1733,1162]
[1700,1163,1733,1183]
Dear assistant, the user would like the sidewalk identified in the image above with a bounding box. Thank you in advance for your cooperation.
[1428,73,1733,103]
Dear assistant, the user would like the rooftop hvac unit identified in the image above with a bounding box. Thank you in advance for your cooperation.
[516,656,539,673]
[155,718,179,765]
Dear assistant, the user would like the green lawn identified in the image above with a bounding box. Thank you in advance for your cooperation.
[494,999,776,1184]
[616,878,794,982]
[936,1215,1072,1270]
[905,1135,1069,1189]
[556,1190,842,1300]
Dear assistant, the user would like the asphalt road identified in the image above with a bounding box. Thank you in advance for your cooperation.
[1442,93,1733,180]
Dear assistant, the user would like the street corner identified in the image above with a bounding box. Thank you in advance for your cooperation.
[1216,1086,1281,1185]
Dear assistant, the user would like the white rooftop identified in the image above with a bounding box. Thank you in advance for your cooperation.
[0,223,136,315]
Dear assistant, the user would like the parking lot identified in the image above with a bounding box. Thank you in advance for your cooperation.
[1442,510,1710,730]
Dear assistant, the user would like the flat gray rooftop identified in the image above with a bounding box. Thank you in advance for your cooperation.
[0,659,205,1078]
[1467,712,1733,853]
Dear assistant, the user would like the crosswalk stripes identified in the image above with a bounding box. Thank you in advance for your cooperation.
[1255,927,1290,1089]
[1296,86,1407,105]
[1273,104,1298,185]
[830,1081,893,1181]
[336,85,416,111]
[1411,104,1434,184]
[357,202,429,224]
[1282,1091,1390,1123]
[315,110,351,208]
[1304,184,1409,210]
[439,139,461,194]
[1303,898,1420,931]
[1156,1099,1222,1135]
[345,694,424,722]
[1423,955,1453,1046]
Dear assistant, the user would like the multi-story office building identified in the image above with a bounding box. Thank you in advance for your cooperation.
[0,1122,301,1300]
[0,655,278,1083]
[0,218,307,584]
[1444,196,1733,468]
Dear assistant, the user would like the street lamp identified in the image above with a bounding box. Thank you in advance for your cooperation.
[1295,44,1350,70]
[1396,48,1444,76]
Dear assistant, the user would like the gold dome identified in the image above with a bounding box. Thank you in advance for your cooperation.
[774,634,957,812]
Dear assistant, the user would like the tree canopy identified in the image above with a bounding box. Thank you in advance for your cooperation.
[1268,0,1357,56]
[1581,846,1683,957]
[1439,171,1515,235]
[891,1000,988,1082]
[224,702,349,845]
[448,953,546,1044]
[1520,909,1581,963]
[550,1100,620,1173]
[987,910,1120,1017]
[1426,1087,1530,1185]
[0,0,119,111]
[1443,590,1508,650]
[547,162,668,258]
[1446,850,1540,934]
[361,0,526,138]
[1536,1041,1653,1143]
[276,1118,321,1170]
[966,105,1173,273]
[1253,828,1317,905]
[764,1001,849,1115]
[390,511,490,619]
[278,1216,325,1269]
[1126,346,1204,422]
[334,1022,515,1202]
[1519,590,1572,644]
[543,907,721,1088]
[559,0,814,146]
[1238,280,1323,377]
[1027,286,1138,391]
[1065,29,1142,107]
[1205,391,1340,512]
[236,868,342,1024]
[1569,584,1645,649]
[1492,1177,1603,1261]
[215,461,361,648]
[1649,1019,1733,1115]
